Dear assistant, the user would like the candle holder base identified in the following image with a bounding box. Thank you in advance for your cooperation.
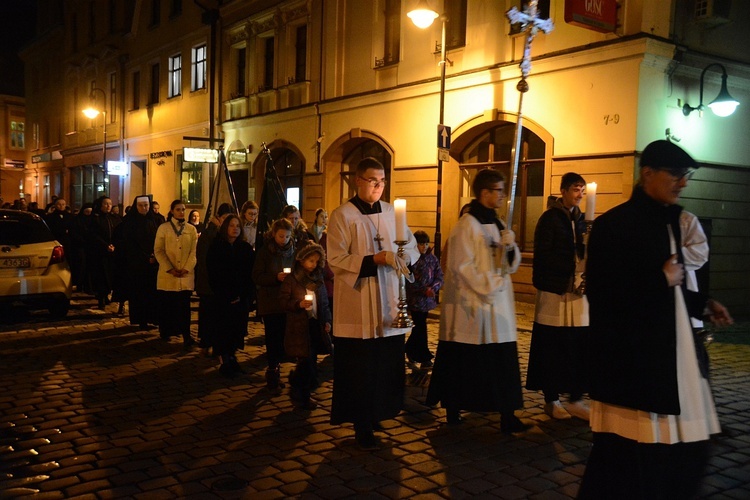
[391,240,414,328]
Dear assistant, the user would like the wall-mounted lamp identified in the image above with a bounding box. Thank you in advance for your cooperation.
[682,63,740,117]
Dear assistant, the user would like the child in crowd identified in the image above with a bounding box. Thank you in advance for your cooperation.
[252,218,296,392]
[405,230,444,370]
[279,243,332,410]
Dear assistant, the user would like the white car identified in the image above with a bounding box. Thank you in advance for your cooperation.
[0,209,73,317]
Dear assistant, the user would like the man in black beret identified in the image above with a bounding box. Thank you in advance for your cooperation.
[579,140,733,499]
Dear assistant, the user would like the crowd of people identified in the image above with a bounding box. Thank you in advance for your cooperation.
[4,140,734,496]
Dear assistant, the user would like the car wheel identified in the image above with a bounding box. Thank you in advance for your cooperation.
[49,299,70,318]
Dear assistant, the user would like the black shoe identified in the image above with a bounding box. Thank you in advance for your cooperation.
[219,363,238,378]
[355,430,379,451]
[500,414,532,434]
[446,408,463,425]
[372,421,384,432]
[265,366,285,392]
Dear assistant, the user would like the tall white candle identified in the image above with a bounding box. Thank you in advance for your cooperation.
[394,198,407,241]
[585,182,597,220]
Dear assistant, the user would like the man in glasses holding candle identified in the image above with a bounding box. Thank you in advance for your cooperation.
[526,172,591,421]
[326,157,419,450]
[579,140,733,498]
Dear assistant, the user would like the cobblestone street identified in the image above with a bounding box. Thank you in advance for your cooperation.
[1,295,749,498]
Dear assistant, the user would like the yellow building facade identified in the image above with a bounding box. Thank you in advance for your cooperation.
[22,0,750,314]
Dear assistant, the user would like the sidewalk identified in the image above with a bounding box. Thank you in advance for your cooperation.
[0,296,748,498]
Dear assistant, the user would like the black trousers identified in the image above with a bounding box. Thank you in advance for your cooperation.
[579,431,710,500]
[405,309,432,363]
[158,290,193,341]
[262,313,286,368]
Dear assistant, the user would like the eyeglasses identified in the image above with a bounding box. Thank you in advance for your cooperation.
[358,176,387,188]
[658,168,696,181]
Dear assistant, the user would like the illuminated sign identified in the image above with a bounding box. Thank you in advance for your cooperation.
[184,147,219,163]
[107,161,129,176]
[565,0,618,33]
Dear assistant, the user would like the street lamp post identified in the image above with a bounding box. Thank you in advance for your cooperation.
[82,88,108,172]
[409,2,447,258]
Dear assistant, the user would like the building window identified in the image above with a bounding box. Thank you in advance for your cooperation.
[170,0,182,18]
[445,0,467,50]
[150,0,161,27]
[132,71,140,110]
[294,25,307,83]
[109,73,116,122]
[10,121,25,150]
[88,1,96,45]
[70,14,78,52]
[270,147,303,209]
[192,44,207,91]
[383,0,401,65]
[236,47,246,96]
[179,155,203,205]
[262,37,274,91]
[70,165,108,209]
[150,63,160,105]
[459,123,546,251]
[109,0,117,34]
[168,54,182,98]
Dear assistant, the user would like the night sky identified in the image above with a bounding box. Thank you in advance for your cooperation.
[0,0,39,96]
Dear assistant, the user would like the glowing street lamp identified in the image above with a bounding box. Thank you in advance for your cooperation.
[82,87,108,170]
[409,0,447,258]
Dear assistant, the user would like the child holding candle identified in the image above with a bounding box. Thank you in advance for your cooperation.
[279,243,332,410]
[252,218,296,392]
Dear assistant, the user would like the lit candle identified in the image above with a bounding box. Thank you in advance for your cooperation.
[283,267,291,274]
[585,182,597,221]
[304,293,314,310]
[394,198,407,242]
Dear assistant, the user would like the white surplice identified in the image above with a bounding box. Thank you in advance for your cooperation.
[327,200,419,339]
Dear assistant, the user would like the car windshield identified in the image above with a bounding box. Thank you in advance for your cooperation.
[0,214,56,245]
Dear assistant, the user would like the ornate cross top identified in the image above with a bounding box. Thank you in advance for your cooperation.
[502,1,554,275]
[506,2,555,80]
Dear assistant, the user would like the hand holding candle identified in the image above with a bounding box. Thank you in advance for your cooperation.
[304,293,314,311]
[394,198,407,241]
[585,182,597,221]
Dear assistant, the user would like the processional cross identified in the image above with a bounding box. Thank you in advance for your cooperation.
[505,1,554,226]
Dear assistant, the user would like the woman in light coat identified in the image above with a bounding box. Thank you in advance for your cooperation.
[154,199,198,346]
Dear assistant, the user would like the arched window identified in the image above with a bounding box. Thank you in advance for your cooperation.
[459,123,546,252]
[270,147,304,210]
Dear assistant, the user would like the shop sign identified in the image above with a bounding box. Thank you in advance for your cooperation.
[184,147,219,163]
[32,153,51,163]
[565,0,618,33]
[107,161,128,176]
[149,151,173,159]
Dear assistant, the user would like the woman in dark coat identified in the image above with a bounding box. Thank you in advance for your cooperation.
[88,196,121,308]
[120,195,160,329]
[207,215,255,377]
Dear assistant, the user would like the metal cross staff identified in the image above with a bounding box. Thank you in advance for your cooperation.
[505,1,554,228]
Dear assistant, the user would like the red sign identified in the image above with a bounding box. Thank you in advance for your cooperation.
[565,0,618,33]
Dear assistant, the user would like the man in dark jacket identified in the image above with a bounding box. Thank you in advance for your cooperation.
[579,140,733,499]
[526,172,590,421]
